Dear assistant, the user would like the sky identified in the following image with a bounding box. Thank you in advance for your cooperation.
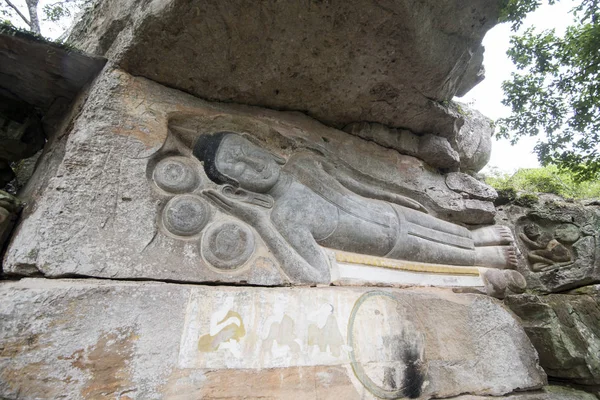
[459,0,578,175]
[6,0,576,175]
[3,0,76,39]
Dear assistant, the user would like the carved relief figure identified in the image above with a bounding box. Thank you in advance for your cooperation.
[193,132,517,284]
[519,223,575,271]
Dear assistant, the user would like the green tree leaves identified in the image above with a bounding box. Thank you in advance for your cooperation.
[42,2,73,23]
[498,0,600,181]
[1,0,91,36]
[485,165,600,199]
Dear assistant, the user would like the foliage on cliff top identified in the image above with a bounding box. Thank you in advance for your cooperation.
[497,0,600,182]
[0,21,82,52]
[485,165,600,199]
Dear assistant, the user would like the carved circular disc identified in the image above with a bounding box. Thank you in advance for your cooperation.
[201,221,255,271]
[153,156,199,193]
[162,195,211,237]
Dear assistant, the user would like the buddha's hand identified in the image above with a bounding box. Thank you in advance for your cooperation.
[202,188,266,225]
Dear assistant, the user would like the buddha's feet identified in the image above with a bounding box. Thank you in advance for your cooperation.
[471,225,514,246]
[475,245,518,269]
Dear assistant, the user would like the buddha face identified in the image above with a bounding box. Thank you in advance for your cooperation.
[215,134,282,193]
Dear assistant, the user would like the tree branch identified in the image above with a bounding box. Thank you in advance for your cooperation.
[3,0,31,26]
[25,0,40,34]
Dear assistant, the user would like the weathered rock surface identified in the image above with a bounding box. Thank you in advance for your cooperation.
[343,103,495,174]
[0,27,106,112]
[344,121,461,171]
[446,172,497,201]
[455,105,493,173]
[0,279,545,399]
[68,0,501,138]
[452,385,598,399]
[497,197,600,293]
[2,68,499,281]
[506,290,600,386]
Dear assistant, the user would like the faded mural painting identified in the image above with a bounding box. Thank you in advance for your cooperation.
[179,289,429,398]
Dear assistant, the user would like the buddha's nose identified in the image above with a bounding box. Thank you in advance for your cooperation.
[241,155,265,172]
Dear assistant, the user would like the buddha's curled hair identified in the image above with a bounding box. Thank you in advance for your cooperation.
[193,132,239,187]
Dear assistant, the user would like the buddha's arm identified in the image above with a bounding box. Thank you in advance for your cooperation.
[255,221,331,284]
[202,189,331,284]
[270,206,332,284]
[319,161,428,213]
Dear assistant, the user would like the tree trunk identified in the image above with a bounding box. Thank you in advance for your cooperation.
[25,0,40,34]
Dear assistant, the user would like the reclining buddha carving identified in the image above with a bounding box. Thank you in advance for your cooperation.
[185,131,519,285]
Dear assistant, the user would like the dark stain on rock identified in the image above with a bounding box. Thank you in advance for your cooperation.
[67,327,137,399]
[402,345,424,399]
[382,332,425,399]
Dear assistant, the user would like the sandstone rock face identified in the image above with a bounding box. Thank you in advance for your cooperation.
[506,290,600,386]
[344,122,461,171]
[453,385,597,399]
[3,69,501,282]
[68,0,500,138]
[0,27,106,112]
[446,172,497,201]
[0,279,545,399]
[343,103,495,174]
[497,197,600,293]
[455,105,493,174]
[497,197,600,394]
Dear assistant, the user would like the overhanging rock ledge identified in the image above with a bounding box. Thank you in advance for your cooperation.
[68,0,500,138]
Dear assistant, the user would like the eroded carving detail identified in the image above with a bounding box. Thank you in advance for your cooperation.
[153,156,200,194]
[518,222,577,272]
[201,221,255,270]
[162,195,211,237]
[481,269,528,299]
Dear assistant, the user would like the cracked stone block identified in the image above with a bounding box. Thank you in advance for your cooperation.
[68,0,501,138]
[0,279,545,399]
[452,385,597,399]
[506,290,600,386]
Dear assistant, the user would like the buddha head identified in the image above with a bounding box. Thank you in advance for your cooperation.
[523,223,542,241]
[193,132,285,193]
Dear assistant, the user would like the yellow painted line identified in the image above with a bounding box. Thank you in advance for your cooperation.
[334,250,480,276]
